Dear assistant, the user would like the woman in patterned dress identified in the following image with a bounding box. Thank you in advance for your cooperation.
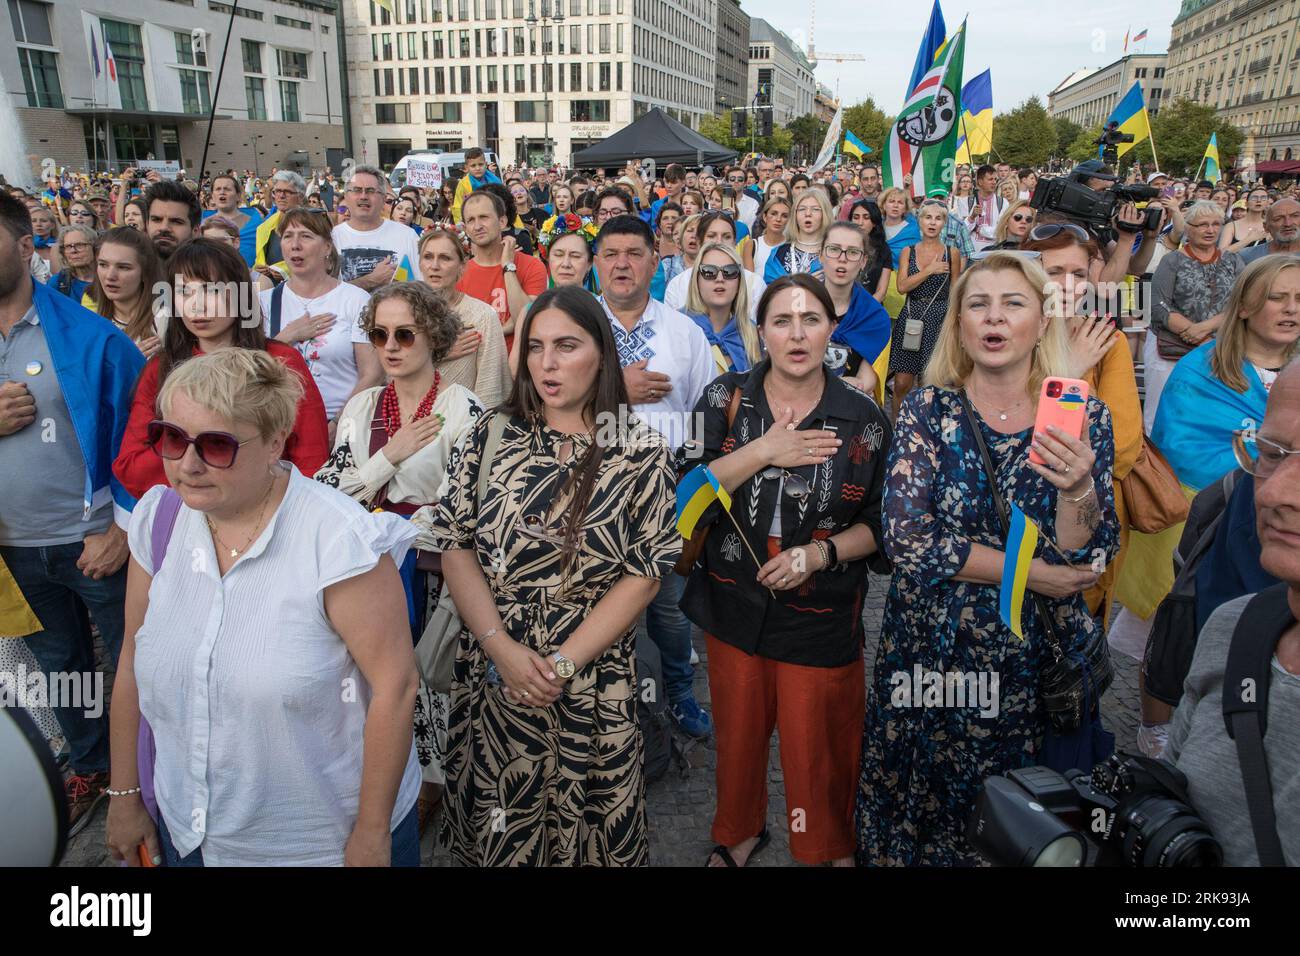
[856,252,1120,866]
[889,199,964,420]
[314,282,483,831]
[425,285,677,866]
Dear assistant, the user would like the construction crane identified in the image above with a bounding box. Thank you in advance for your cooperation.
[806,0,865,70]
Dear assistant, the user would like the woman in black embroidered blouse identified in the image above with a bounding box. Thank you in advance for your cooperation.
[677,274,891,868]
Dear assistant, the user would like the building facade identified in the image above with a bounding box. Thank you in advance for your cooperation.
[813,85,836,123]
[343,0,717,170]
[2,0,345,180]
[1047,54,1167,130]
[747,17,814,126]
[1164,0,1300,167]
[713,0,747,114]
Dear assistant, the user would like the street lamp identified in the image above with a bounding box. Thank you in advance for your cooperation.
[525,0,564,166]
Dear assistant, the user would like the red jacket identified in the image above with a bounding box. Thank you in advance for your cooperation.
[113,341,331,499]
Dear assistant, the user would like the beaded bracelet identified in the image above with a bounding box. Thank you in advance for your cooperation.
[105,786,142,798]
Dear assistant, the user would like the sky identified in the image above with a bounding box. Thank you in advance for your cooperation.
[739,0,1185,115]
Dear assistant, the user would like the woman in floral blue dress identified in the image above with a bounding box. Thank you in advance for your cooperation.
[856,252,1120,866]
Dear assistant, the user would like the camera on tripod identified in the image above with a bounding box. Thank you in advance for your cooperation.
[1029,170,1163,238]
[967,752,1222,867]
[1095,122,1134,167]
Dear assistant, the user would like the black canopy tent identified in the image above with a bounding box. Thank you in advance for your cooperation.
[571,108,737,169]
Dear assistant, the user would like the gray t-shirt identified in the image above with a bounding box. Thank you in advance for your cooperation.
[1239,243,1300,265]
[1167,592,1300,866]
[0,305,112,546]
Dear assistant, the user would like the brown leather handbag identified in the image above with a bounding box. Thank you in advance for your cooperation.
[1120,437,1189,534]
[673,387,741,577]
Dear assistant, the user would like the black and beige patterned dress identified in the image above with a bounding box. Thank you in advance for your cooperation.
[425,412,678,866]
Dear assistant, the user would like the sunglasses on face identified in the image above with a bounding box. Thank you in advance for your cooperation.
[698,263,741,281]
[367,325,420,348]
[147,420,252,469]
[1011,213,1034,223]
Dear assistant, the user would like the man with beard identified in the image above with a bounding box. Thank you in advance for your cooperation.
[144,179,200,262]
[1241,198,1300,265]
[455,189,546,353]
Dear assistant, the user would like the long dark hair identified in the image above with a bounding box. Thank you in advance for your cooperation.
[90,226,165,342]
[159,238,268,383]
[504,285,630,575]
[849,199,889,275]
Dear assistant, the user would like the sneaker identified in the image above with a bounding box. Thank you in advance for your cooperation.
[669,697,713,739]
[1137,722,1169,759]
[689,646,700,666]
[65,771,109,838]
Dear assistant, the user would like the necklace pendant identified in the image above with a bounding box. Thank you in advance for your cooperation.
[229,548,239,558]
[999,413,1008,422]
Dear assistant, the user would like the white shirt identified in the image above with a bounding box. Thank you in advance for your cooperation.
[128,472,421,866]
[332,220,423,284]
[664,265,767,325]
[599,296,715,452]
[259,281,372,418]
[736,193,759,230]
[752,236,777,278]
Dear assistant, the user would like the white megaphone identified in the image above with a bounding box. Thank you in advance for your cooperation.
[0,705,68,865]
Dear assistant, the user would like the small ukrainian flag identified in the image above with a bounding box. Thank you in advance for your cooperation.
[999,504,1039,639]
[675,465,732,541]
[843,130,872,161]
[394,254,414,282]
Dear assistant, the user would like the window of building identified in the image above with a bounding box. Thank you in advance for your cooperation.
[487,64,498,92]
[616,61,622,91]
[245,75,267,119]
[17,48,61,108]
[178,66,211,115]
[279,80,300,121]
[425,101,460,122]
[210,0,262,18]
[571,99,609,122]
[278,49,309,79]
[570,62,582,90]
[377,103,411,123]
[599,61,610,91]
[100,20,149,110]
[476,64,482,92]
[515,63,525,89]
[409,66,419,92]
[434,67,446,93]
[407,32,418,58]
[599,23,609,53]
[242,38,263,73]
[459,29,470,56]
[514,100,553,122]
[460,64,470,91]
[381,33,393,59]
[274,15,311,29]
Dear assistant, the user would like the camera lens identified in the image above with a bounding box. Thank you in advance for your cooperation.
[1114,794,1223,867]
[1047,382,1063,398]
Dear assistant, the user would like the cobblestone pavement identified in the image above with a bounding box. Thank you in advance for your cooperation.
[61,572,1142,868]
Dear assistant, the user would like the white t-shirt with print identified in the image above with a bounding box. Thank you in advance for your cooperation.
[331,220,423,284]
[260,281,372,418]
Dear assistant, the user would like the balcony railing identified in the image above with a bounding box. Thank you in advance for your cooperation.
[1247,56,1272,74]
[1260,121,1300,137]
[1241,90,1266,105]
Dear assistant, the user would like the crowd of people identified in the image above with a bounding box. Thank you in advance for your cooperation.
[1,146,1298,868]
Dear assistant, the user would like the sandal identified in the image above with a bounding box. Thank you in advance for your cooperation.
[705,827,770,867]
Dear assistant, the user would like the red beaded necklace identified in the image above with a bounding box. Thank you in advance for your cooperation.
[380,373,440,438]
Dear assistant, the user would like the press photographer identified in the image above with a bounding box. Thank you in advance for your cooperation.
[970,363,1300,866]
[1095,121,1134,167]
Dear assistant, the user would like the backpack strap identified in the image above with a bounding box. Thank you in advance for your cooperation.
[269,280,286,339]
[1222,582,1293,866]
[476,413,509,506]
[150,488,184,576]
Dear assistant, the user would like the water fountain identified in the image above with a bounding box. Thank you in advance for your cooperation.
[0,71,36,188]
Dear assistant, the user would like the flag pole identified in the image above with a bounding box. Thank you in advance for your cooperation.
[717,510,777,598]
[1145,105,1160,173]
[198,1,242,183]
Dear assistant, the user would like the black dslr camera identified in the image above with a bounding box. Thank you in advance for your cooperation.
[1095,123,1134,166]
[968,752,1222,867]
[1029,176,1162,240]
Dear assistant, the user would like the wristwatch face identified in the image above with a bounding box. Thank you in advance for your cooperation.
[553,655,576,679]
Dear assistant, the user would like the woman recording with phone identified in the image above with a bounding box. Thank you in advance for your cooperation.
[855,252,1119,866]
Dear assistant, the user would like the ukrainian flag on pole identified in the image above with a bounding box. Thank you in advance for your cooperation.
[843,130,872,160]
[954,69,993,165]
[1203,133,1221,184]
[1100,82,1151,160]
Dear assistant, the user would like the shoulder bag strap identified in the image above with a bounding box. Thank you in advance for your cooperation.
[959,390,1065,660]
[269,280,286,338]
[150,488,184,575]
[476,412,509,506]
[1223,583,1292,866]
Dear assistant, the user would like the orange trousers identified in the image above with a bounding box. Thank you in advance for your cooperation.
[706,537,864,864]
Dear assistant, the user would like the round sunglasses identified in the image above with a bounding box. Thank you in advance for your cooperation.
[1028,222,1090,242]
[147,420,253,469]
[761,466,811,500]
[366,326,420,348]
[697,263,741,281]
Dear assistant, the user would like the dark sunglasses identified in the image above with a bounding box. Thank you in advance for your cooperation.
[367,325,420,348]
[761,466,811,500]
[1011,213,1034,223]
[146,420,252,469]
[1028,222,1090,242]
[697,263,741,281]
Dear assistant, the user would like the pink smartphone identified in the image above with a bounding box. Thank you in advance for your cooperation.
[1029,377,1090,466]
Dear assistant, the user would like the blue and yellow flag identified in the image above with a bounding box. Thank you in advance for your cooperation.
[999,504,1039,639]
[907,0,948,100]
[675,465,732,540]
[1101,82,1151,160]
[954,69,993,165]
[843,130,872,160]
[394,254,414,282]
[1203,133,1221,184]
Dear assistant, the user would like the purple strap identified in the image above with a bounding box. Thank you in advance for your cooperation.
[138,488,182,825]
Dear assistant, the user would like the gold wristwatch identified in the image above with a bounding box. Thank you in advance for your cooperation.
[551,653,576,680]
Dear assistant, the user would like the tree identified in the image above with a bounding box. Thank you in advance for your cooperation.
[1053,116,1084,159]
[991,96,1058,168]
[699,110,792,161]
[786,113,828,166]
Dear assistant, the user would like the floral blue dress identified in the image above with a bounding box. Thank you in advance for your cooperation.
[855,385,1119,866]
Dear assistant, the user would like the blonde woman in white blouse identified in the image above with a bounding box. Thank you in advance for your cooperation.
[418,227,512,407]
[315,281,483,832]
[105,348,422,866]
